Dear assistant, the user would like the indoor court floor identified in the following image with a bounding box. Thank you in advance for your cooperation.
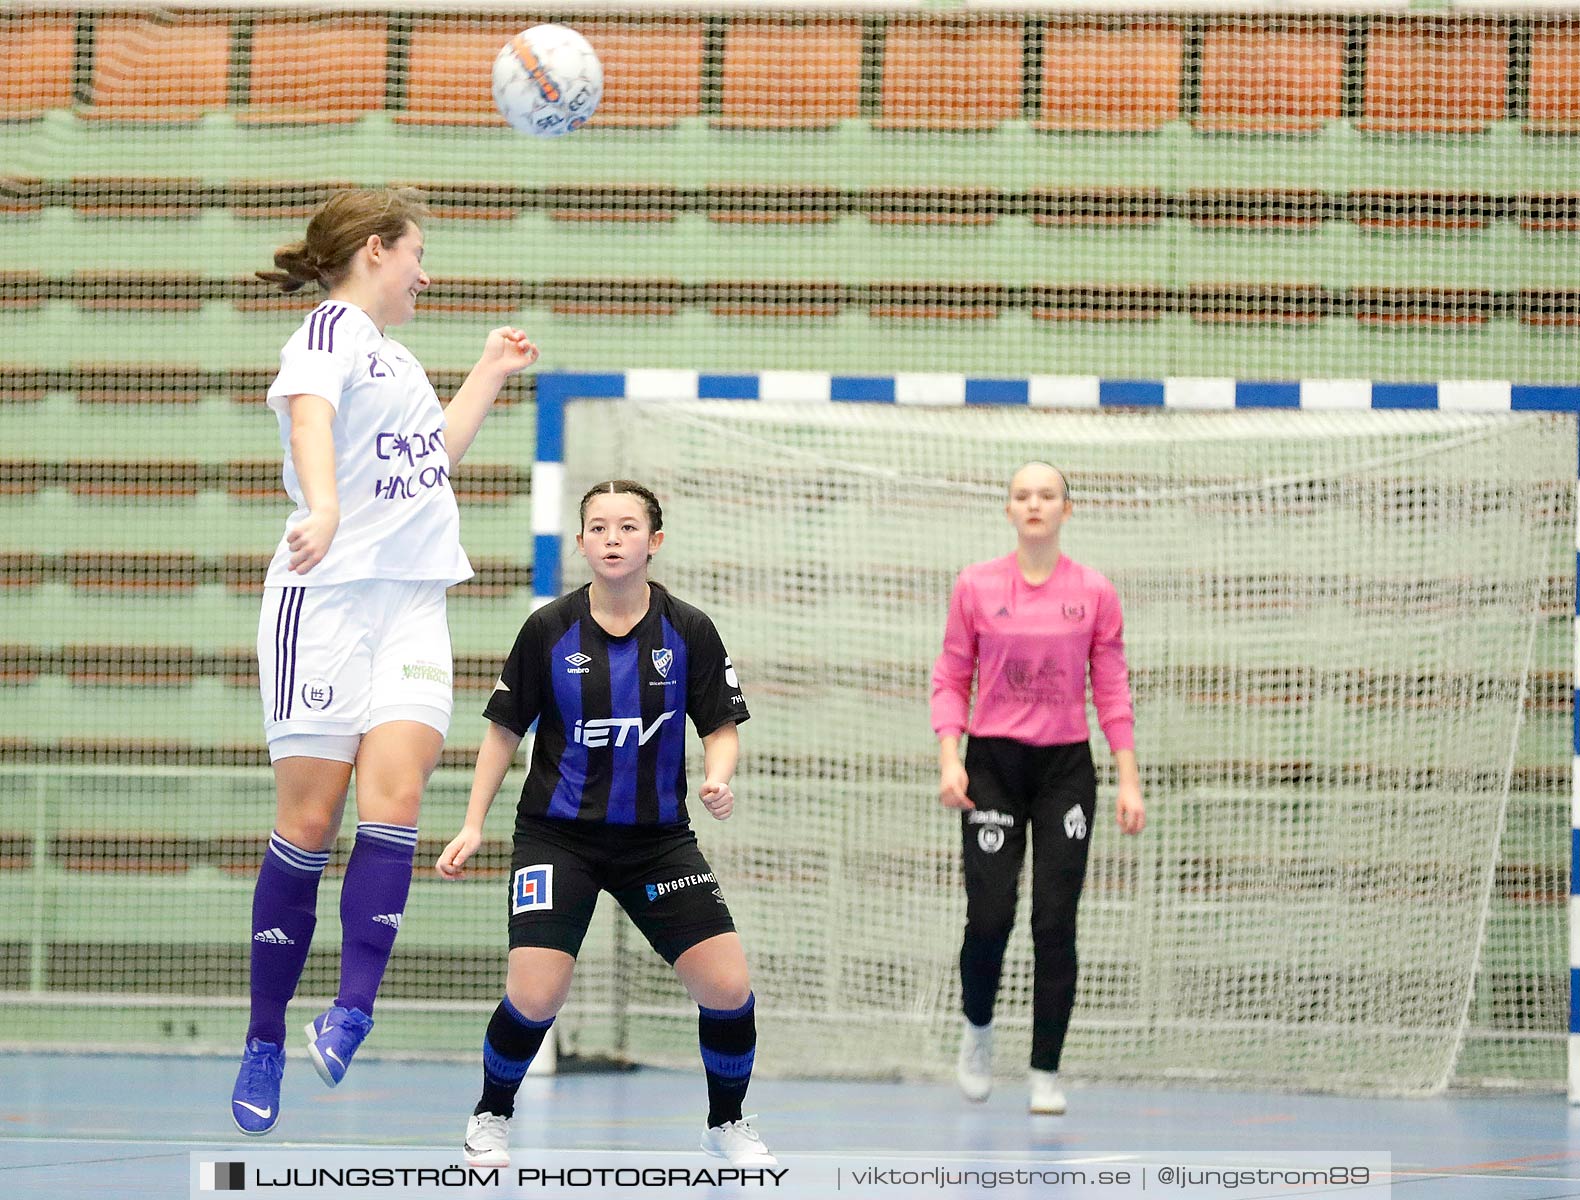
[1,1051,1577,1198]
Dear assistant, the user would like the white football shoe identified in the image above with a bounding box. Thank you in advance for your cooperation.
[701,1116,778,1166]
[1029,1068,1067,1115]
[463,1111,510,1167]
[956,1019,993,1102]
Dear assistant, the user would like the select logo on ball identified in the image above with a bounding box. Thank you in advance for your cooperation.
[301,678,334,711]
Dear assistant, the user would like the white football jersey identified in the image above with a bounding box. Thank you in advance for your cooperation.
[263,301,474,588]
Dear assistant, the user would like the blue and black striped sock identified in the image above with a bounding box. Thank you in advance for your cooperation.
[476,995,553,1118]
[698,992,756,1128]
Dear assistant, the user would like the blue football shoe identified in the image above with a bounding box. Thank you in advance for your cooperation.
[231,1038,284,1136]
[304,1005,374,1087]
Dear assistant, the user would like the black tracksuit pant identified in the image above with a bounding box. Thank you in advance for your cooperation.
[958,736,1097,1072]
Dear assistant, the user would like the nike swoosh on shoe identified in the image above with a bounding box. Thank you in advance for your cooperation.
[234,1101,273,1118]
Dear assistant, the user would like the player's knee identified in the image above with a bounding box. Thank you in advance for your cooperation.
[357,781,424,826]
[504,981,565,1024]
[505,956,573,1021]
[276,812,339,853]
[1030,908,1079,954]
[1031,883,1082,934]
[694,962,751,1011]
[964,905,1016,945]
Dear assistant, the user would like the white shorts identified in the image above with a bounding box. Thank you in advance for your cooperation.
[258,578,454,761]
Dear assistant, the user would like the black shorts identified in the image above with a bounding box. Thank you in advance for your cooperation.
[508,814,736,965]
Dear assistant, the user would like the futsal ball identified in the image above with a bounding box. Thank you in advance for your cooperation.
[492,24,603,137]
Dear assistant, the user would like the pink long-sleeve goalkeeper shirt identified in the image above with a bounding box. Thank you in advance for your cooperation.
[931,553,1135,752]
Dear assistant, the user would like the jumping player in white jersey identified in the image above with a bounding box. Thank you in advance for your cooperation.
[435,480,776,1169]
[932,461,1146,1116]
[230,188,538,1136]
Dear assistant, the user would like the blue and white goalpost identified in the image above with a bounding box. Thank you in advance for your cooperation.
[534,373,1580,1100]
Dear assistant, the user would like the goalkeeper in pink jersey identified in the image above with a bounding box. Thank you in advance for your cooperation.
[931,461,1145,1116]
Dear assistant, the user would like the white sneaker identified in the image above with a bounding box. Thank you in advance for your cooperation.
[1029,1069,1067,1115]
[701,1116,778,1166]
[956,1020,993,1102]
[464,1112,510,1167]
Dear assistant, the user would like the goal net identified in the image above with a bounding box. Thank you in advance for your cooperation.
[556,394,1572,1094]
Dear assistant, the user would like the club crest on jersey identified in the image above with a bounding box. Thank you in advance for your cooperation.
[512,864,553,914]
[301,678,334,711]
[651,648,673,679]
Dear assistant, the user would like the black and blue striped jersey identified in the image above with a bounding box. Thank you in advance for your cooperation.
[484,583,749,826]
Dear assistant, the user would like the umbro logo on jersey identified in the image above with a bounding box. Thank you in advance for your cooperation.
[996,606,1011,617]
[253,928,295,945]
[372,913,402,930]
[564,652,592,674]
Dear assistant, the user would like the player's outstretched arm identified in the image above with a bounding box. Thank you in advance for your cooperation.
[436,721,524,878]
[698,722,740,821]
[443,327,539,470]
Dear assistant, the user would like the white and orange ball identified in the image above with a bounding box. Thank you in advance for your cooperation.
[492,24,603,137]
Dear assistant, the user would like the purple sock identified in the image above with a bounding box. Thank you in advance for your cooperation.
[247,832,329,1046]
[336,822,417,1015]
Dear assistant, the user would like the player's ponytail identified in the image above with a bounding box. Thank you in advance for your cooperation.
[257,240,322,294]
[256,187,429,294]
